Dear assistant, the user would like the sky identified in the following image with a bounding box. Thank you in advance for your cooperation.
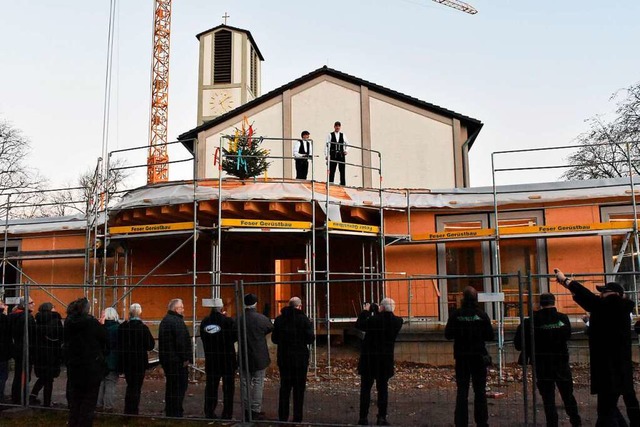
[1,0,639,190]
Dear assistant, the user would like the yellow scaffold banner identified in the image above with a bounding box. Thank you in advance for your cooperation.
[500,221,636,235]
[110,222,195,234]
[413,229,495,241]
[328,221,380,233]
[412,220,637,241]
[221,219,312,229]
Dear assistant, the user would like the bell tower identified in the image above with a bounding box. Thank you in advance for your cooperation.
[195,24,264,125]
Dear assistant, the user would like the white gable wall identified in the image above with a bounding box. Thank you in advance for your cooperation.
[369,98,455,188]
[196,74,465,188]
[291,80,362,184]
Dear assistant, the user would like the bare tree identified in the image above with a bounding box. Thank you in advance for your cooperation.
[40,158,130,217]
[564,82,640,180]
[0,120,46,218]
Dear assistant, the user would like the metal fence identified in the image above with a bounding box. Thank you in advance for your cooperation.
[1,273,639,425]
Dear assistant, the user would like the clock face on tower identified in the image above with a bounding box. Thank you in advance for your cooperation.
[209,92,234,115]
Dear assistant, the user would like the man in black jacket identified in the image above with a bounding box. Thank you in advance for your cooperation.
[159,298,192,418]
[356,297,403,426]
[200,298,237,419]
[514,293,581,426]
[325,121,349,185]
[555,268,639,426]
[8,296,36,404]
[118,303,155,415]
[272,296,315,423]
[64,297,107,427]
[445,286,494,427]
[0,300,10,402]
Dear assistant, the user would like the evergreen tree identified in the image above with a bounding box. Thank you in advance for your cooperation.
[220,124,270,180]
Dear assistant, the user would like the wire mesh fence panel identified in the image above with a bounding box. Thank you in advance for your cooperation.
[5,273,640,425]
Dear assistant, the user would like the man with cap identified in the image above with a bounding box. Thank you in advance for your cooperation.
[272,296,315,423]
[325,121,349,185]
[555,268,639,426]
[515,293,581,426]
[238,293,273,421]
[200,297,237,419]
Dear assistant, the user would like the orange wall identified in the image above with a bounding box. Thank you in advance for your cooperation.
[19,233,86,311]
[385,211,439,317]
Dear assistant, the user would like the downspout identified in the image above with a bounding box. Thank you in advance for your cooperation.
[461,125,483,187]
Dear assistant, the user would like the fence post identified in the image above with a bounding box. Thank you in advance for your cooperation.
[527,270,537,426]
[235,280,252,422]
[517,271,528,425]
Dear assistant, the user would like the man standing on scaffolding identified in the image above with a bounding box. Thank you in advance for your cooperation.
[555,268,639,426]
[293,131,313,180]
[326,121,348,185]
[514,292,582,426]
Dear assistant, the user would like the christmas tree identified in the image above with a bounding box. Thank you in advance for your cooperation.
[219,119,270,180]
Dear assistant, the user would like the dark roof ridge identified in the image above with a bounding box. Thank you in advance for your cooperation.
[178,66,483,150]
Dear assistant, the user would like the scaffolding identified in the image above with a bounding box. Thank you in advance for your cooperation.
[2,138,640,382]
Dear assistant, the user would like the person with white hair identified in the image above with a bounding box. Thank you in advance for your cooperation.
[118,303,155,415]
[200,297,237,419]
[272,296,315,423]
[97,307,120,412]
[356,297,403,426]
[159,298,192,417]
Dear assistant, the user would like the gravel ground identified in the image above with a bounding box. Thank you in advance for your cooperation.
[3,354,636,426]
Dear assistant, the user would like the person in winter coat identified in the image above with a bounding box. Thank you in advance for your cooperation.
[29,302,63,407]
[64,297,107,427]
[272,296,315,423]
[514,293,581,427]
[200,298,237,419]
[8,296,36,404]
[555,268,639,426]
[97,307,119,412]
[356,297,404,426]
[237,293,273,421]
[0,300,11,402]
[445,286,494,427]
[117,303,155,415]
[159,298,192,418]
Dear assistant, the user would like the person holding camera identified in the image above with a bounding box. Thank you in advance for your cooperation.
[445,286,494,427]
[356,298,403,426]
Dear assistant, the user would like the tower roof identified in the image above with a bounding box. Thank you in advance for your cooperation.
[195,24,264,60]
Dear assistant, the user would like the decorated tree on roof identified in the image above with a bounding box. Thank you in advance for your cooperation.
[218,118,270,180]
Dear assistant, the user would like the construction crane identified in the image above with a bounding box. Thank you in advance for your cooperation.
[147,0,171,184]
[432,0,478,14]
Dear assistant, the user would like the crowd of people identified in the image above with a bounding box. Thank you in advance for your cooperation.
[2,268,640,426]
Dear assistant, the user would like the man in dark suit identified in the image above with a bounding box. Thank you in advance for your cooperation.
[356,297,404,426]
[159,298,192,418]
[325,121,349,185]
[118,303,155,415]
[272,296,315,423]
